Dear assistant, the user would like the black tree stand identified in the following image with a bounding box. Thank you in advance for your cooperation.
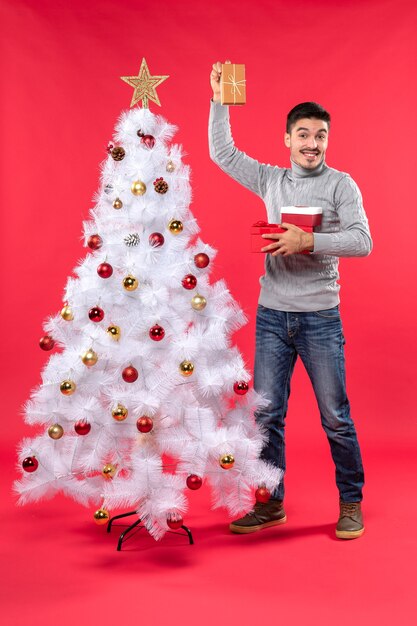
[107,510,194,550]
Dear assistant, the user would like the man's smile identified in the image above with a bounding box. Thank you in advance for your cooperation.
[301,149,320,158]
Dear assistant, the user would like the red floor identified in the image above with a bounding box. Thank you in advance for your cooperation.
[3,442,416,626]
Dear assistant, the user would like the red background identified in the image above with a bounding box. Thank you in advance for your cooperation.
[1,1,416,624]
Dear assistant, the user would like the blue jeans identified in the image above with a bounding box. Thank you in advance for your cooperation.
[254,304,364,503]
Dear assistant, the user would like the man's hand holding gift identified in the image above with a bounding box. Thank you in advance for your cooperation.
[210,60,246,106]
[261,223,314,256]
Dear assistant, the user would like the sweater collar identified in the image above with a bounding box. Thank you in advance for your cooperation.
[290,159,327,179]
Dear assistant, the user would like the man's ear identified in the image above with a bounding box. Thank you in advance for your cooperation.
[284,132,291,148]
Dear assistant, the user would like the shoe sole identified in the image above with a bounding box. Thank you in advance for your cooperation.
[229,515,287,534]
[335,527,365,539]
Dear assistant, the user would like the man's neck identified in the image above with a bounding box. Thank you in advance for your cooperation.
[290,159,326,178]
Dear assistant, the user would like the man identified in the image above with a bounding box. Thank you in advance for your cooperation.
[209,61,372,539]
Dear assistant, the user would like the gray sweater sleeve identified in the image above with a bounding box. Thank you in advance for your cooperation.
[208,100,271,197]
[313,175,373,257]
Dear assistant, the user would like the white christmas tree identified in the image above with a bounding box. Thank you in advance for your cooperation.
[15,60,281,540]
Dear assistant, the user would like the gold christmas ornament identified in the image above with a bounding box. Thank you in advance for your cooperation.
[112,404,128,421]
[191,294,207,311]
[113,198,123,209]
[102,463,117,479]
[107,325,121,340]
[81,348,98,367]
[166,160,176,173]
[120,57,169,109]
[131,180,147,196]
[123,275,138,291]
[48,423,64,440]
[61,304,74,321]
[168,219,183,234]
[220,454,235,470]
[94,508,110,525]
[60,380,76,395]
[179,360,194,377]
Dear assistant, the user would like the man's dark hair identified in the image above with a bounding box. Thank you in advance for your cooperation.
[286,102,331,133]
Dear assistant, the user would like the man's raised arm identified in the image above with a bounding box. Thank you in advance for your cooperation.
[209,61,270,198]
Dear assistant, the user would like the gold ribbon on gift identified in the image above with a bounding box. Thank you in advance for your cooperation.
[222,64,246,104]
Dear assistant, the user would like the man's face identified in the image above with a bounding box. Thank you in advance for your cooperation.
[284,117,329,169]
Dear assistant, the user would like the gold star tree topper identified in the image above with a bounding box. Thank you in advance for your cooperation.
[120,58,169,108]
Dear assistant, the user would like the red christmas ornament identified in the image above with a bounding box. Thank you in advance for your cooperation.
[122,365,138,383]
[167,516,183,530]
[141,134,155,149]
[88,234,103,250]
[194,252,210,269]
[97,262,113,279]
[74,420,91,436]
[136,416,153,433]
[255,487,271,504]
[234,381,249,395]
[186,474,203,490]
[22,456,38,473]
[182,274,197,290]
[89,306,104,322]
[106,141,114,153]
[149,324,165,341]
[39,335,55,351]
[149,232,165,247]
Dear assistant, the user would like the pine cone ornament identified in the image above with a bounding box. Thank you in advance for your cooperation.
[124,233,140,247]
[153,177,169,194]
[111,146,126,161]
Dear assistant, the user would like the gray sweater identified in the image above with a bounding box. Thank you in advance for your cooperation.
[209,101,372,312]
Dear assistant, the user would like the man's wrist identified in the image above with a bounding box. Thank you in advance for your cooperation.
[301,232,314,252]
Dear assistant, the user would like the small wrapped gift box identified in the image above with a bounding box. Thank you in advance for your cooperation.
[221,63,246,105]
[281,206,322,227]
[251,221,312,254]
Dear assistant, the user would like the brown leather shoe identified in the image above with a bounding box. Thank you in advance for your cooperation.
[229,500,287,534]
[336,501,364,539]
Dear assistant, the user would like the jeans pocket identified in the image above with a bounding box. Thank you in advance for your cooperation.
[313,305,340,319]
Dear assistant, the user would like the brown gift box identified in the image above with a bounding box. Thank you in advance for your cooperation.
[221,63,246,105]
